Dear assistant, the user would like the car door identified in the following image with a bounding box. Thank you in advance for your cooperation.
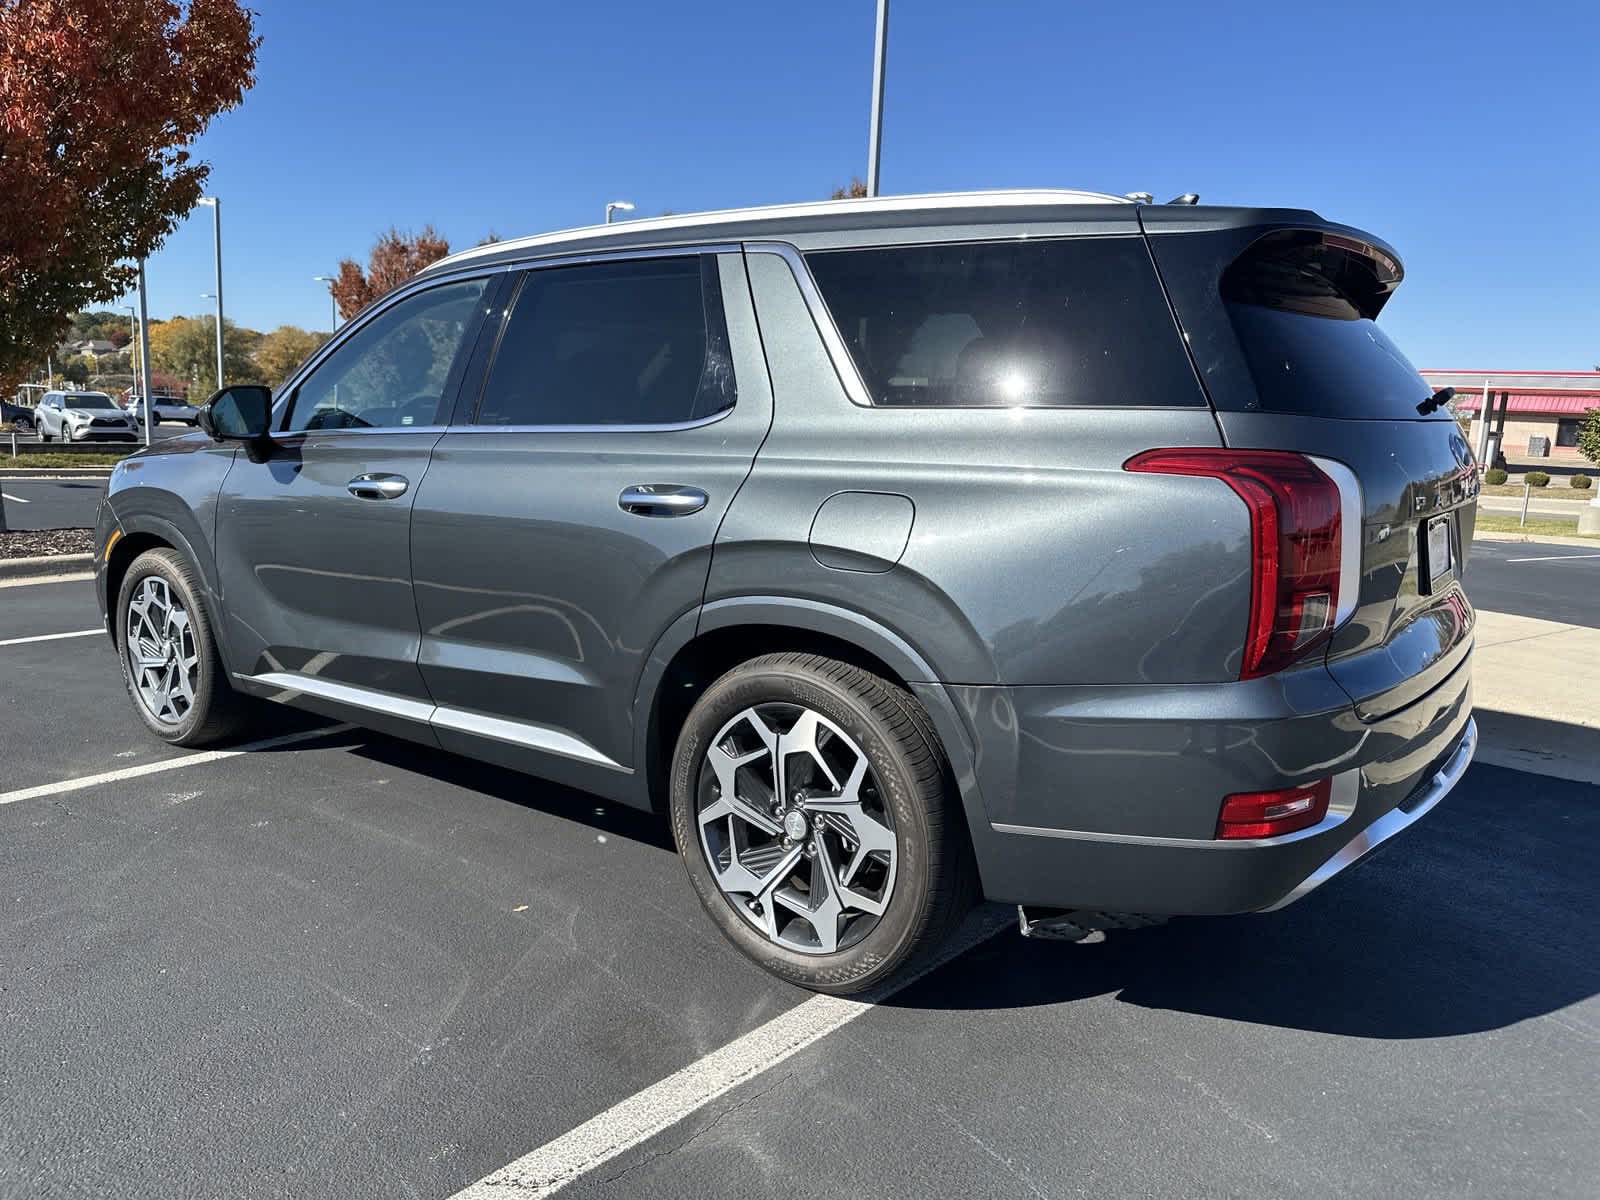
[39,394,59,436]
[409,250,772,799]
[215,274,495,741]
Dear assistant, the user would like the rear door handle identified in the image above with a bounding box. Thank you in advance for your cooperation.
[347,473,409,500]
[619,484,708,517]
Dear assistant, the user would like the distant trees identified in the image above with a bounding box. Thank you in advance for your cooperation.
[0,0,259,391]
[254,326,328,386]
[1577,408,1600,468]
[831,178,869,199]
[148,316,262,388]
[330,227,452,321]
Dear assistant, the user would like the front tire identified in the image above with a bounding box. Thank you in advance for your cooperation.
[670,652,974,995]
[116,548,251,747]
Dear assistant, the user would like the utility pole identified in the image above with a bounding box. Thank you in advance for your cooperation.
[137,260,153,448]
[866,0,888,196]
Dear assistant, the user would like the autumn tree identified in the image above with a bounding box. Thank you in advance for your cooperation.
[254,325,328,386]
[830,178,869,199]
[0,0,260,391]
[330,226,451,321]
[148,315,263,391]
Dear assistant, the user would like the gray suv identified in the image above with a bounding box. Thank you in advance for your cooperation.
[94,190,1478,993]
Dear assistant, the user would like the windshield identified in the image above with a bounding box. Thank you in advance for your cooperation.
[65,394,115,410]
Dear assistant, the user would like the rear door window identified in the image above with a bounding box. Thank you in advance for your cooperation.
[1220,230,1438,420]
[803,238,1201,408]
[474,255,735,427]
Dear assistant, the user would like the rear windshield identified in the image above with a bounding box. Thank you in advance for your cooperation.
[805,238,1201,408]
[1222,231,1437,419]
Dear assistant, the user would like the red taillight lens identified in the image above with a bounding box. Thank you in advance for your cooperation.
[1125,449,1343,678]
[1215,778,1332,839]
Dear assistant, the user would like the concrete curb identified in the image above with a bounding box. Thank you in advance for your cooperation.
[1473,529,1599,549]
[0,552,95,581]
[0,468,115,478]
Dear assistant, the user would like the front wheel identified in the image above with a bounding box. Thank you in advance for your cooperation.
[116,548,252,746]
[669,652,974,995]
[39,424,52,442]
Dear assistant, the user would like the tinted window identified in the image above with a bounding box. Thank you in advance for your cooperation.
[285,279,487,432]
[475,256,734,426]
[804,239,1200,408]
[1221,230,1436,419]
[66,393,113,409]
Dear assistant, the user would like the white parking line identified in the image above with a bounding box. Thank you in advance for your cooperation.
[1505,552,1600,564]
[450,905,1014,1199]
[0,628,102,648]
[0,573,95,589]
[1,491,31,503]
[0,723,357,807]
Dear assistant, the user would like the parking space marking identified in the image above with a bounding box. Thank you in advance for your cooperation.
[0,723,357,807]
[1,491,31,503]
[1505,552,1600,564]
[451,905,1014,1199]
[0,628,102,648]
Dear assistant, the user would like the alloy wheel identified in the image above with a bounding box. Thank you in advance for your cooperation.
[695,702,898,954]
[125,576,200,725]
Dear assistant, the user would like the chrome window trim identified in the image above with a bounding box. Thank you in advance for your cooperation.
[744,240,875,408]
[446,409,735,437]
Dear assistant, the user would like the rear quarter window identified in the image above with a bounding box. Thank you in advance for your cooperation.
[804,238,1202,409]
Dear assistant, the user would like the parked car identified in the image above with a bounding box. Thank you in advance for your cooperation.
[122,394,200,425]
[92,190,1479,994]
[35,390,138,442]
[2,398,35,433]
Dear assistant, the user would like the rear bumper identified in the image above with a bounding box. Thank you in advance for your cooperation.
[951,650,1474,914]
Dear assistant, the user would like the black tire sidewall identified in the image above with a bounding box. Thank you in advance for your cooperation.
[669,660,941,994]
[115,549,226,745]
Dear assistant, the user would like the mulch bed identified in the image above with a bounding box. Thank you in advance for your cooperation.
[0,528,94,560]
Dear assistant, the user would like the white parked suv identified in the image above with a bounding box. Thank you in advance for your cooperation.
[35,391,139,442]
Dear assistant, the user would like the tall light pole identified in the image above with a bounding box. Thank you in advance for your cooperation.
[121,304,138,409]
[196,196,223,388]
[312,276,339,332]
[136,261,153,447]
[605,200,635,224]
[866,0,888,196]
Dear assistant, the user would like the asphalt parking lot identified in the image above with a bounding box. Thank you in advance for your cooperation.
[2,562,1597,1199]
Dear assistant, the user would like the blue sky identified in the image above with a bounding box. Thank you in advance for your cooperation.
[124,0,1598,368]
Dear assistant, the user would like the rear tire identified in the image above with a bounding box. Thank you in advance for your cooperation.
[669,652,975,995]
[115,547,252,747]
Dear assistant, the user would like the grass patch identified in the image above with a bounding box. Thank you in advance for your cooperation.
[1475,513,1597,539]
[2,451,132,468]
[1478,482,1591,500]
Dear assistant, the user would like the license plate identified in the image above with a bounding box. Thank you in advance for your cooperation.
[1424,514,1453,591]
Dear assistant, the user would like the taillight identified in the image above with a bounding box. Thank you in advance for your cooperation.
[1216,778,1332,839]
[1125,449,1356,679]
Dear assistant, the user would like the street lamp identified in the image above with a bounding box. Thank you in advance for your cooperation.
[312,276,339,332]
[136,261,153,447]
[867,0,888,196]
[604,200,635,224]
[196,196,223,389]
[121,304,138,410]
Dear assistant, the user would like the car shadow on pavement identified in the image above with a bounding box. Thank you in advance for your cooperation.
[342,734,677,852]
[889,762,1600,1039]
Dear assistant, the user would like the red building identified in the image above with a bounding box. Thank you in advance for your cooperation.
[1421,370,1600,466]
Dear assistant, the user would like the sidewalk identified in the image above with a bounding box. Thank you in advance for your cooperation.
[1473,609,1600,784]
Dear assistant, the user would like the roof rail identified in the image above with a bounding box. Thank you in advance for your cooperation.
[427,188,1133,273]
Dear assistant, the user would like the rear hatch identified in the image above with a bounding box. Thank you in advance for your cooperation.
[1143,211,1478,720]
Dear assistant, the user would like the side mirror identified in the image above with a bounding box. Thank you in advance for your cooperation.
[198,385,273,442]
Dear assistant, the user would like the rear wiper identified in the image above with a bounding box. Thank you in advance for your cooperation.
[1417,386,1455,415]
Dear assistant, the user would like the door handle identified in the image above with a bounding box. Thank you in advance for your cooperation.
[619,484,708,517]
[347,473,409,500]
